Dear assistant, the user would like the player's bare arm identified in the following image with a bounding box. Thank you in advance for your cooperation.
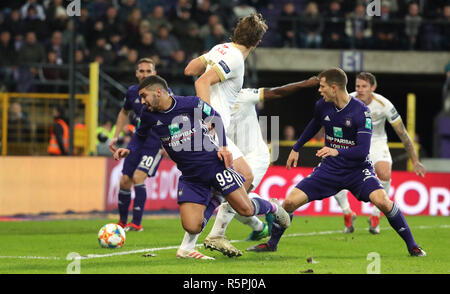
[286,149,299,170]
[113,148,130,161]
[194,68,221,105]
[316,146,339,159]
[184,56,207,77]
[263,76,320,100]
[109,108,130,153]
[391,120,426,177]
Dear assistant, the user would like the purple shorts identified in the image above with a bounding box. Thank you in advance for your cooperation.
[122,145,163,178]
[296,164,384,203]
[177,165,244,206]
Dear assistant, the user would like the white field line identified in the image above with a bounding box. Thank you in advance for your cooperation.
[1,224,449,261]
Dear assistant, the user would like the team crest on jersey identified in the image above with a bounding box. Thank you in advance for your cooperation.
[365,118,372,130]
[344,117,352,127]
[218,60,230,73]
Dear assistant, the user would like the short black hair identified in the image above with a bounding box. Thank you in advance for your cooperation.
[138,75,169,92]
[318,67,348,89]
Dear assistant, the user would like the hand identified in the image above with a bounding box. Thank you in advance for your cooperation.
[316,147,338,159]
[217,146,233,169]
[307,76,320,87]
[113,148,130,161]
[286,149,299,170]
[413,161,426,177]
[109,137,118,154]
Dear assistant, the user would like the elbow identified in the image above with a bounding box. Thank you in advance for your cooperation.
[184,66,194,76]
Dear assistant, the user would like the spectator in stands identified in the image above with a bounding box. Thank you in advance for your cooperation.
[119,0,139,23]
[77,7,94,40]
[404,2,423,50]
[23,4,49,40]
[194,0,213,27]
[172,7,198,40]
[75,49,86,64]
[278,2,299,48]
[2,9,27,49]
[155,24,181,67]
[20,0,46,21]
[322,0,349,49]
[204,23,228,50]
[102,5,124,39]
[86,19,106,49]
[168,0,192,21]
[136,31,158,60]
[124,7,143,47]
[199,14,224,39]
[372,0,400,50]
[45,0,69,32]
[167,50,195,96]
[91,0,109,21]
[46,31,65,64]
[90,36,114,65]
[282,125,296,141]
[117,48,139,71]
[41,50,64,92]
[17,31,46,92]
[8,101,32,143]
[179,22,205,60]
[0,30,16,82]
[148,5,173,35]
[345,3,373,49]
[299,1,323,48]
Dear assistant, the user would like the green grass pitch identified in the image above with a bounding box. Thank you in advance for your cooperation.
[0,215,448,274]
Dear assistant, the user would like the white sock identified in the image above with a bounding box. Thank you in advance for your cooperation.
[179,231,200,251]
[235,214,264,231]
[208,202,236,237]
[334,190,352,214]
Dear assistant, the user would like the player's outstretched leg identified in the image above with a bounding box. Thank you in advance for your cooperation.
[117,176,133,228]
[334,190,356,234]
[204,202,243,257]
[369,189,426,257]
[247,188,306,252]
[177,196,221,260]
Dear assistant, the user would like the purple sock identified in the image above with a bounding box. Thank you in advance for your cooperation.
[386,203,418,250]
[118,189,131,224]
[250,197,276,215]
[201,195,222,230]
[268,212,294,249]
[131,184,147,226]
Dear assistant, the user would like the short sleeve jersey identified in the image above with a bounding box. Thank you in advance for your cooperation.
[350,91,402,142]
[199,42,245,130]
[317,96,373,170]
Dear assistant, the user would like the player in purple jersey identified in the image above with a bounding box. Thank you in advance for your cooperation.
[109,58,163,232]
[247,68,426,257]
[113,75,291,259]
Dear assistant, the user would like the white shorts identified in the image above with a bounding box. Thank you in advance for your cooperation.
[369,140,392,165]
[226,136,244,160]
[244,146,271,190]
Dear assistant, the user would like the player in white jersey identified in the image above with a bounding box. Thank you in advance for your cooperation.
[202,77,320,255]
[333,72,426,234]
[176,14,269,259]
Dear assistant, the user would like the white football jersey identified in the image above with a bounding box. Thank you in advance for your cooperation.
[350,91,402,142]
[228,88,269,156]
[200,42,245,129]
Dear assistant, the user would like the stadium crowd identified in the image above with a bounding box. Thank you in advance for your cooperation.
[0,0,449,84]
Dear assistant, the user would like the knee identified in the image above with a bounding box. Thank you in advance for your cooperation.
[120,176,132,189]
[234,204,254,217]
[376,169,391,182]
[370,190,392,213]
[282,198,298,213]
[133,173,147,185]
[182,221,203,235]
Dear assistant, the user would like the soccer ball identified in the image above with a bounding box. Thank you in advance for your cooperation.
[98,223,126,248]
